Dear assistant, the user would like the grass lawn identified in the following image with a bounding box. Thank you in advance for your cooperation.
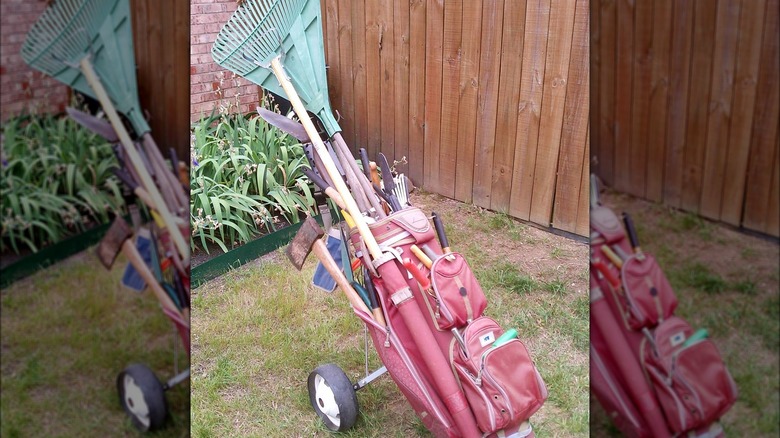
[191,191,590,437]
[1,250,190,437]
[590,189,780,437]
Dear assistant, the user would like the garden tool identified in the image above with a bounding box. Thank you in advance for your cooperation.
[213,2,479,434]
[21,0,188,259]
[212,0,383,219]
[97,217,185,322]
[256,107,310,142]
[431,212,450,253]
[286,217,373,319]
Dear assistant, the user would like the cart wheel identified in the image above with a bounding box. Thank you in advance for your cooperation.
[117,364,167,432]
[307,364,359,431]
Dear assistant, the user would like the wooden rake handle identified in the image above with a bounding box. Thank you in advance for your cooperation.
[270,57,383,261]
[79,57,189,260]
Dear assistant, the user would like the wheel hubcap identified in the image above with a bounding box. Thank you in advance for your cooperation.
[314,374,340,427]
[123,375,151,428]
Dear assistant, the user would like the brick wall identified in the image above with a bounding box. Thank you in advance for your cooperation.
[190,0,263,121]
[0,0,69,122]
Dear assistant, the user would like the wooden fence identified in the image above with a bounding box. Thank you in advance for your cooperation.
[320,0,591,236]
[131,0,190,160]
[591,0,779,237]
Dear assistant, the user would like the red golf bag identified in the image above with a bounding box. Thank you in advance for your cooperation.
[351,207,548,437]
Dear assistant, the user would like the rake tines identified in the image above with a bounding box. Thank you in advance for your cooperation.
[21,0,148,135]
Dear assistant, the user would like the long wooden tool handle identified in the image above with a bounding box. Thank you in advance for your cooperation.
[333,134,385,219]
[79,58,189,260]
[270,57,383,260]
[122,239,187,325]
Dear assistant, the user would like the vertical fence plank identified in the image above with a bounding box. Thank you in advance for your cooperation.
[438,0,463,198]
[590,0,601,178]
[613,0,634,193]
[365,0,382,158]
[645,0,672,202]
[576,125,591,236]
[324,0,341,134]
[699,0,741,220]
[721,0,766,225]
[628,0,652,197]
[529,0,576,226]
[351,0,368,152]
[598,0,616,186]
[423,0,445,191]
[552,0,589,233]
[472,0,505,208]
[337,0,355,148]
[509,0,551,220]
[767,134,780,236]
[742,0,779,233]
[408,0,426,186]
[490,0,526,212]
[394,0,411,175]
[681,0,717,213]
[663,0,694,208]
[380,0,396,160]
[454,0,483,203]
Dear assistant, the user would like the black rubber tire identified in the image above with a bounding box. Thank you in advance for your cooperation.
[117,364,167,432]
[307,364,359,432]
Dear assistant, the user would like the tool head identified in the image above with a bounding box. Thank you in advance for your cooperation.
[286,217,325,270]
[212,0,341,135]
[256,107,310,142]
[22,0,149,134]
[97,216,133,269]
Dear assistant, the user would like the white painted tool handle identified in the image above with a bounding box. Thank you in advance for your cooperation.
[79,57,189,260]
[270,57,383,260]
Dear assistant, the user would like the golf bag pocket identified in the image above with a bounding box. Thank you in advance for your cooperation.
[621,254,677,329]
[361,207,436,248]
[641,317,738,434]
[591,206,626,243]
[453,317,547,434]
[425,252,487,330]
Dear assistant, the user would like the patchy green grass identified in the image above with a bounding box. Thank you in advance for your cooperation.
[1,251,190,437]
[591,190,780,437]
[192,192,589,437]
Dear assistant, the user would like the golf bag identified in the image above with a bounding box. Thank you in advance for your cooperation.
[350,207,547,437]
[590,199,737,437]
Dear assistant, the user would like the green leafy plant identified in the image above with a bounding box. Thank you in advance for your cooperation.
[190,103,315,253]
[1,113,125,254]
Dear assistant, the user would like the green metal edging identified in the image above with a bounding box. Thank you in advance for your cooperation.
[0,221,113,289]
[191,214,325,289]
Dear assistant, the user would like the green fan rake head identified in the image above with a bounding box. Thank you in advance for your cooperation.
[211,0,341,136]
[21,0,149,135]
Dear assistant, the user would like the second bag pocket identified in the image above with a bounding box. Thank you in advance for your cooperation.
[453,317,547,434]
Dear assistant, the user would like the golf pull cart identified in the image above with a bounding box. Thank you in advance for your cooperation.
[22,0,191,432]
[213,1,547,436]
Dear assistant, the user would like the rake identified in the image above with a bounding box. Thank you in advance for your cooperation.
[212,0,383,218]
[21,0,188,260]
[212,2,481,436]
